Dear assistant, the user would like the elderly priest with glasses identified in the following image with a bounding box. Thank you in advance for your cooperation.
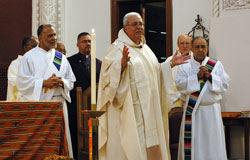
[97,12,190,160]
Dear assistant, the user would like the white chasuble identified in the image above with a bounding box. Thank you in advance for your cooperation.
[97,29,174,160]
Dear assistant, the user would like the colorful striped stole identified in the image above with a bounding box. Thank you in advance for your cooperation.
[53,51,62,71]
[184,57,217,160]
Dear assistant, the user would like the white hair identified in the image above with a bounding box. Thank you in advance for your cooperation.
[177,34,192,44]
[123,12,141,27]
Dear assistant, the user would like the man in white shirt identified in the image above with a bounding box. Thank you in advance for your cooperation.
[16,24,76,158]
[7,35,38,101]
[176,37,229,160]
[165,34,193,109]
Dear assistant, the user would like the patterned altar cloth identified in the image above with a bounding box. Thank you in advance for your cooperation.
[0,101,69,160]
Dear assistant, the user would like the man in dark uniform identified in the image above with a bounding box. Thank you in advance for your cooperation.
[67,32,102,159]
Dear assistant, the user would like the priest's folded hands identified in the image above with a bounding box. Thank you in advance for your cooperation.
[198,66,212,82]
[43,73,64,88]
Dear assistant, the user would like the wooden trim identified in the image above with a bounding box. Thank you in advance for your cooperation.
[166,0,173,57]
[115,0,137,1]
[111,0,119,43]
[142,7,145,35]
[76,87,83,157]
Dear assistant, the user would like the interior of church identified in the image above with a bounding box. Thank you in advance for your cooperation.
[0,0,250,160]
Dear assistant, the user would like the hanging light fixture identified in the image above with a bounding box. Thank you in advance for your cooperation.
[188,14,209,41]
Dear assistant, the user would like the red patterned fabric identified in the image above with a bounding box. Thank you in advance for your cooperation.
[0,101,69,160]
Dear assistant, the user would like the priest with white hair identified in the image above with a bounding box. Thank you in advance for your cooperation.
[97,12,190,160]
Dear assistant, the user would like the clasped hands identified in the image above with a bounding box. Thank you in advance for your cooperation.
[197,66,212,82]
[43,73,64,88]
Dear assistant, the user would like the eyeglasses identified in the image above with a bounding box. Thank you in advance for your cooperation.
[127,22,144,28]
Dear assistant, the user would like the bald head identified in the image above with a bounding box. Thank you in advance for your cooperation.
[22,35,38,53]
[177,34,192,55]
[56,42,66,55]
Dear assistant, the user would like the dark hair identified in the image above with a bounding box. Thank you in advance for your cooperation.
[192,36,209,46]
[22,35,37,51]
[77,32,90,41]
[37,24,53,37]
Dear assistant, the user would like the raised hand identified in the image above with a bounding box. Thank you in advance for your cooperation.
[171,50,191,67]
[121,45,130,72]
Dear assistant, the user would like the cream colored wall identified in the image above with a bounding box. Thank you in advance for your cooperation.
[64,0,111,60]
[64,0,213,59]
[210,14,250,112]
[210,12,250,159]
[172,1,249,159]
[172,0,212,52]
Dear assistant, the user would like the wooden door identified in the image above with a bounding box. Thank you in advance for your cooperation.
[0,0,32,100]
[111,0,173,61]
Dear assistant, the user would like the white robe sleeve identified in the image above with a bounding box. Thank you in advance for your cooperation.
[7,59,18,101]
[176,60,230,95]
[209,61,230,93]
[175,63,200,95]
[99,46,129,109]
[7,60,17,87]
[16,55,43,100]
[160,60,177,108]
[60,58,76,102]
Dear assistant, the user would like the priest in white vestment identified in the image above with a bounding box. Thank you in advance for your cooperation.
[176,37,230,160]
[165,34,193,109]
[97,12,190,160]
[16,24,76,158]
[7,35,38,101]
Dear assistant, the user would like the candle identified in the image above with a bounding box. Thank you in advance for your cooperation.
[90,29,96,111]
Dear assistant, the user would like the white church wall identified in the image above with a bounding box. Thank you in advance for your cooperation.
[173,1,250,159]
[64,0,212,59]
[210,4,250,159]
[172,0,212,52]
[210,14,250,112]
[64,0,111,60]
[62,0,213,60]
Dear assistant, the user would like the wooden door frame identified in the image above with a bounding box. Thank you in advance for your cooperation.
[111,0,173,57]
